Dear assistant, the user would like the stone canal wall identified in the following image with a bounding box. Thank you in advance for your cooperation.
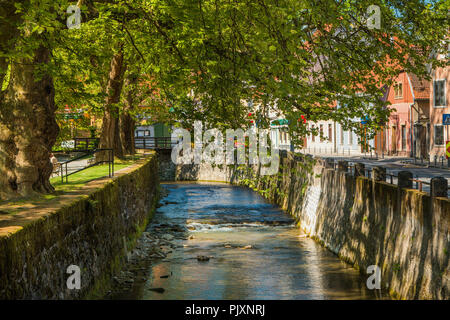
[172,152,449,299]
[0,155,159,299]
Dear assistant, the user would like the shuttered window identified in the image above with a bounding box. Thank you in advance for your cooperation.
[401,125,407,150]
[434,125,444,146]
[434,80,446,107]
[394,82,403,99]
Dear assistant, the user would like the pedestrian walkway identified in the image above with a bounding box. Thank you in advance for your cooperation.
[302,152,449,196]
[52,156,91,178]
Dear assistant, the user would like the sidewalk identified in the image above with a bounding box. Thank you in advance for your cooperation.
[52,156,91,178]
[301,151,449,196]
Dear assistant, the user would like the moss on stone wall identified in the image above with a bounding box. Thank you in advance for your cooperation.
[174,152,449,300]
[0,155,159,299]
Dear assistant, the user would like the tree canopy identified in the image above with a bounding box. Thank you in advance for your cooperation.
[0,0,449,199]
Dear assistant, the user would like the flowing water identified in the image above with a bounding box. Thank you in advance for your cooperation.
[111,182,386,300]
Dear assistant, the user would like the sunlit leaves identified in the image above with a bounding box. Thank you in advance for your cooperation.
[2,0,449,149]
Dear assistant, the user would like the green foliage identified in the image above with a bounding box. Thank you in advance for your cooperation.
[1,0,449,149]
[1,64,11,91]
[131,0,449,145]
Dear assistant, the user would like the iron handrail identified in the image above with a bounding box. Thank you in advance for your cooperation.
[345,162,441,193]
[134,136,178,149]
[59,148,114,183]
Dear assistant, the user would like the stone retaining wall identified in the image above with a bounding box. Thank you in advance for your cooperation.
[0,155,159,299]
[172,152,449,299]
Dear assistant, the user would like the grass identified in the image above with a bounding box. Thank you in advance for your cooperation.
[0,157,141,214]
[51,162,132,193]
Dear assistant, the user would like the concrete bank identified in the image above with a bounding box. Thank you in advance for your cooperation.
[167,152,449,299]
[0,155,159,299]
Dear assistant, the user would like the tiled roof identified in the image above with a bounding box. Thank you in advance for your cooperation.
[408,73,430,100]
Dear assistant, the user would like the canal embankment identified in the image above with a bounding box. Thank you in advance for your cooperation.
[0,154,159,299]
[165,151,449,300]
[109,182,381,300]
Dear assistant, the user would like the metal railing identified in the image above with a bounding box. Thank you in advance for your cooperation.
[306,146,352,155]
[59,148,114,183]
[330,159,450,197]
[408,155,450,169]
[135,137,178,150]
[386,172,396,185]
[410,177,431,192]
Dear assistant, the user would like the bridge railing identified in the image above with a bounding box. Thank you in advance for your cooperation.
[135,137,178,150]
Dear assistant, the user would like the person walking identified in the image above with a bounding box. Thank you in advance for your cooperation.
[50,153,59,176]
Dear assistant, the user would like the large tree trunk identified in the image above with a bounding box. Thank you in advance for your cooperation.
[119,113,135,155]
[97,48,127,161]
[119,74,138,155]
[0,44,59,200]
[0,1,24,87]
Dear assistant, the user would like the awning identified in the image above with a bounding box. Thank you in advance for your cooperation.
[270,119,289,126]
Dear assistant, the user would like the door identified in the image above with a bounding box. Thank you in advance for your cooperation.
[154,123,170,137]
[153,123,171,148]
[418,125,428,159]
[391,126,397,154]
[375,129,386,155]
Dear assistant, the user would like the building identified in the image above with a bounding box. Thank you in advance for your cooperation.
[335,121,373,156]
[384,71,430,158]
[270,119,293,151]
[429,61,449,159]
[305,120,335,154]
[134,123,171,138]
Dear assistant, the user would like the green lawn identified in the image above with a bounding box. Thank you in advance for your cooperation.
[0,158,139,212]
[50,162,133,193]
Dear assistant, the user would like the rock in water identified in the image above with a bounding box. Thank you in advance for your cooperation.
[149,288,165,294]
[197,255,210,262]
[161,234,174,241]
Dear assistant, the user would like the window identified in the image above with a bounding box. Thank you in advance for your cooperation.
[434,125,444,146]
[312,125,315,142]
[281,130,288,144]
[394,82,403,99]
[136,130,144,137]
[434,80,446,108]
[320,124,324,142]
[340,126,344,145]
[349,130,353,145]
[136,130,151,137]
[328,124,333,142]
[401,125,407,150]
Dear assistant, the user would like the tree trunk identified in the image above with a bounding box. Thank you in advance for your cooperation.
[0,45,59,200]
[97,48,127,162]
[119,113,135,155]
[0,1,24,87]
[119,74,138,155]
